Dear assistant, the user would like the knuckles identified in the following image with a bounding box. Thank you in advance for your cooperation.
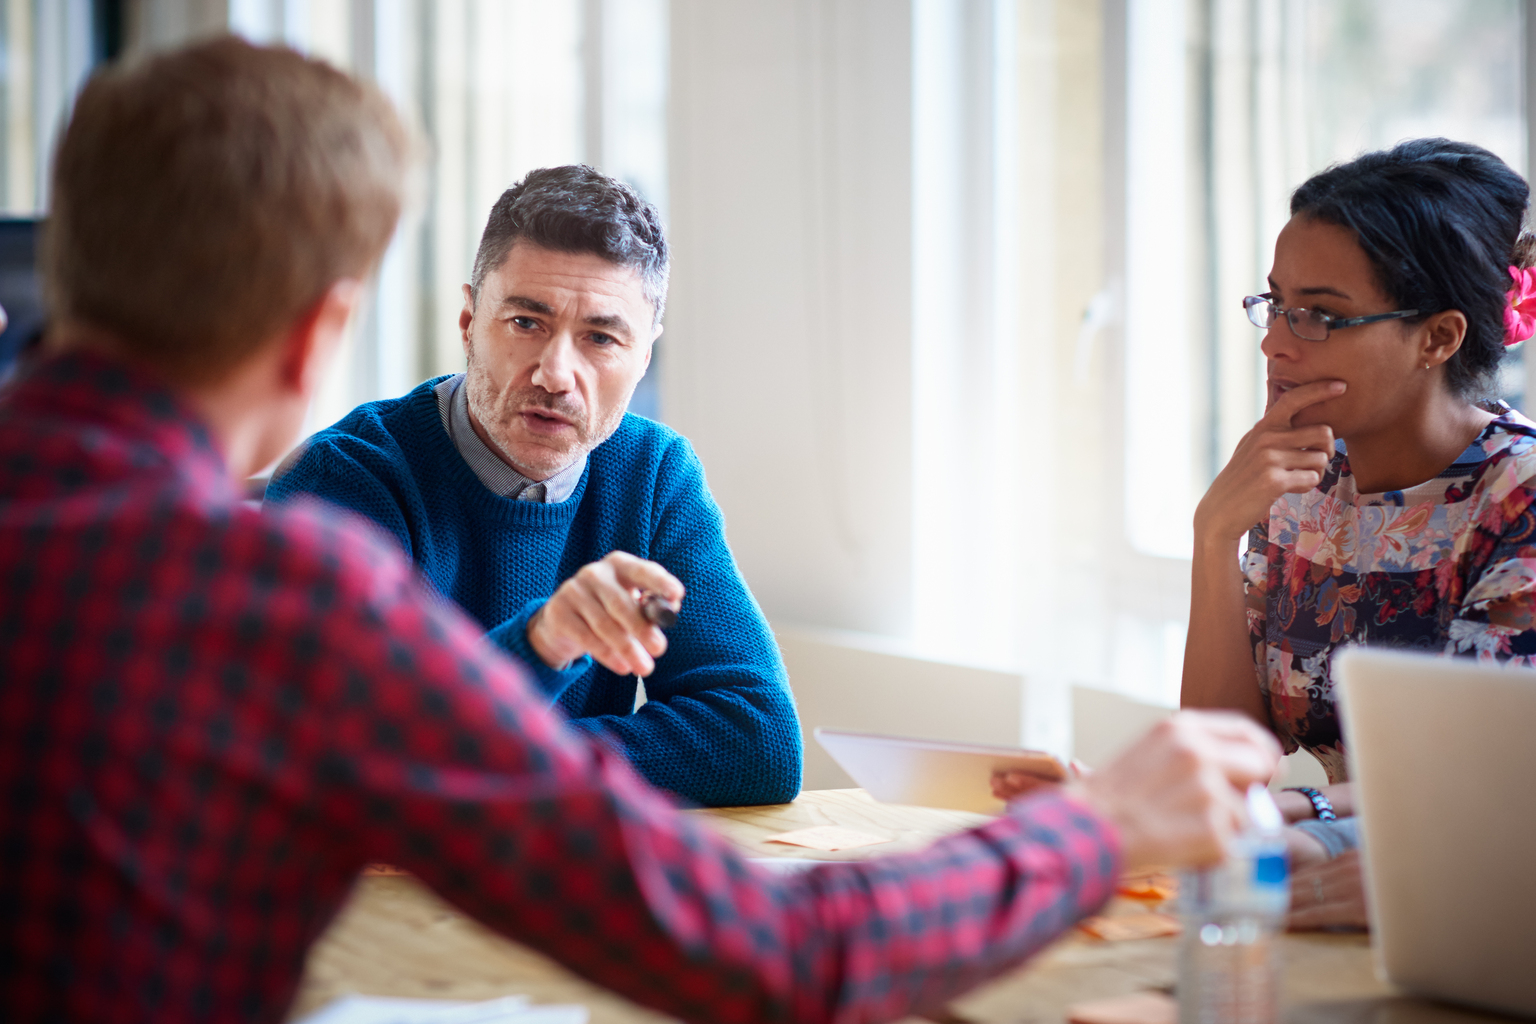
[1260,467,1291,489]
[1166,742,1202,777]
[574,562,609,586]
[1156,715,1207,772]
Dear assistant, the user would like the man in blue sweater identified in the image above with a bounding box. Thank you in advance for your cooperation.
[267,166,800,807]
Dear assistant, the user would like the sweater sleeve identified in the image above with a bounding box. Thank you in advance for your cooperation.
[560,438,803,807]
[486,598,595,699]
[264,435,417,562]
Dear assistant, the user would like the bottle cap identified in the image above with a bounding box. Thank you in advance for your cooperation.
[1245,782,1284,834]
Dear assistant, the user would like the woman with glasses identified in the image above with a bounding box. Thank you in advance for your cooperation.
[1182,139,1536,860]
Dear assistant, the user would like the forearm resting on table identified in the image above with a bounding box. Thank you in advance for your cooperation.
[1182,535,1268,724]
[1275,782,1354,823]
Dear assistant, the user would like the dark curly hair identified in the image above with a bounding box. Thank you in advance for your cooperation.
[470,164,668,325]
[1290,138,1535,401]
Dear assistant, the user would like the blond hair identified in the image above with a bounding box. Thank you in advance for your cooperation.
[44,36,415,382]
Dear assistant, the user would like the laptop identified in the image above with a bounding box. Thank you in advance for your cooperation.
[814,728,1066,814]
[1334,647,1536,1019]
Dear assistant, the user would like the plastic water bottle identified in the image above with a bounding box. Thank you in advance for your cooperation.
[1177,783,1290,1024]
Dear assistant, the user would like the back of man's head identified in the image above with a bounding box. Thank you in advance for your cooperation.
[45,37,414,384]
[470,165,668,325]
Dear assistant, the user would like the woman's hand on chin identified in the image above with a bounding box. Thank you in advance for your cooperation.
[1194,379,1346,545]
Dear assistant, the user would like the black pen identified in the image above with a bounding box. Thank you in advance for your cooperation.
[634,593,679,696]
[639,592,679,629]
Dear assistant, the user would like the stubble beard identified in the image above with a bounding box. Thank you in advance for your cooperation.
[462,354,630,481]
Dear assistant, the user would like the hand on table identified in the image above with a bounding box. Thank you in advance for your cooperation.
[1194,379,1344,544]
[1067,711,1282,871]
[528,551,684,677]
[1287,849,1369,931]
[991,760,1089,802]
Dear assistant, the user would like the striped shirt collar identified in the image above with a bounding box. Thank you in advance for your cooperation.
[434,374,586,502]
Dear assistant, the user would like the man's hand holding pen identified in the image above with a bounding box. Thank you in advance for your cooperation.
[528,550,685,676]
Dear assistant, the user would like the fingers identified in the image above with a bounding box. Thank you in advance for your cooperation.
[1247,457,1330,499]
[990,769,1059,802]
[1245,430,1332,480]
[1252,444,1332,473]
[1287,851,1369,931]
[1197,399,1339,542]
[537,585,654,676]
[605,551,685,603]
[1269,424,1335,453]
[1167,711,1282,789]
[534,553,684,677]
[564,578,661,676]
[1262,379,1346,427]
[1073,711,1282,870]
[1190,767,1250,865]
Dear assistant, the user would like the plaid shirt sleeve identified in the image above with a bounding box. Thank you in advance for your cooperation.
[0,354,1119,1024]
[262,501,1121,1024]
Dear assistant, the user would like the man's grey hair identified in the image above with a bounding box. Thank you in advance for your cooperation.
[469,164,669,327]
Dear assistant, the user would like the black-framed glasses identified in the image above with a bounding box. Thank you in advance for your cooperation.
[1243,293,1420,342]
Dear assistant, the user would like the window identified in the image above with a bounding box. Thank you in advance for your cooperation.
[1125,0,1526,562]
[0,0,100,215]
[228,0,668,436]
[0,0,669,435]
[1101,0,1527,706]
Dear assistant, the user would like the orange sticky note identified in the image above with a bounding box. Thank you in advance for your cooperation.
[1116,872,1178,904]
[361,863,412,877]
[1077,912,1181,942]
[764,826,892,852]
[1067,991,1178,1024]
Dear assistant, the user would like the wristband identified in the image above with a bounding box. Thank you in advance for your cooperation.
[1285,786,1337,822]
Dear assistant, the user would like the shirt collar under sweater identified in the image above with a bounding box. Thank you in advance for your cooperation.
[433,373,585,503]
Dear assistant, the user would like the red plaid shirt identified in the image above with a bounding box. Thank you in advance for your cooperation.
[0,352,1121,1024]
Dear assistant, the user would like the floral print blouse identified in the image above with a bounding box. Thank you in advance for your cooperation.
[1244,410,1536,783]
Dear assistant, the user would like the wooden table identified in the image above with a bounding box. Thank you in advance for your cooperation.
[287,790,1515,1024]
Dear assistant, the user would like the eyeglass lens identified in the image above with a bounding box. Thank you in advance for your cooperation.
[1244,296,1330,341]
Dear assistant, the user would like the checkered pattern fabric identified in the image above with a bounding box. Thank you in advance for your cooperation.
[0,352,1121,1024]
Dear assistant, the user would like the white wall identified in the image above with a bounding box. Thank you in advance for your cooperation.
[780,623,1331,790]
[666,1,1108,770]
[666,1,916,638]
[667,1,1094,768]
[126,0,227,51]
[777,624,1025,790]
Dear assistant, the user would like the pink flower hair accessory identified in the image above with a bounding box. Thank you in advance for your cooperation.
[1504,264,1536,346]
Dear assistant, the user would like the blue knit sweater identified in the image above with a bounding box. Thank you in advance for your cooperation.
[266,378,802,806]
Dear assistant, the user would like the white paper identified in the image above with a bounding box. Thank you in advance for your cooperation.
[297,995,587,1024]
[747,857,851,875]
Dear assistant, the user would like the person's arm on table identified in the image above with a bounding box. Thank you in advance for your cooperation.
[1287,850,1369,931]
[1281,445,1536,931]
[508,440,801,807]
[294,536,1279,1024]
[1273,782,1355,824]
[1280,517,1536,933]
[1182,381,1344,723]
